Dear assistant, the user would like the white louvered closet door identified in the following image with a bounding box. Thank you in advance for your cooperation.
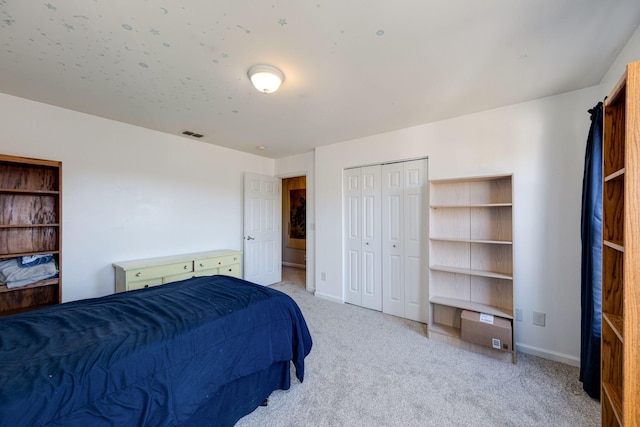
[343,166,382,310]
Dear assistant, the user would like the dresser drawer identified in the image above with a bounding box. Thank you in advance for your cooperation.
[193,268,218,278]
[194,263,241,278]
[163,271,196,284]
[125,262,193,282]
[128,277,163,291]
[219,263,241,278]
[194,255,240,271]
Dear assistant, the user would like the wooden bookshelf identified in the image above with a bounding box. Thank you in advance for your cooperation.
[0,154,62,316]
[601,60,640,426]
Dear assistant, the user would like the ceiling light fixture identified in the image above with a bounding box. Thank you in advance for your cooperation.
[248,65,284,94]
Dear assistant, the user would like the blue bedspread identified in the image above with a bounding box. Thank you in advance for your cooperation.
[0,275,312,426]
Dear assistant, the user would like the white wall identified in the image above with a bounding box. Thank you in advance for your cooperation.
[600,24,640,97]
[314,86,601,365]
[275,151,315,292]
[0,93,274,302]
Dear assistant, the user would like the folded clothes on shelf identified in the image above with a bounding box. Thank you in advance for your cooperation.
[0,257,58,289]
[19,254,54,268]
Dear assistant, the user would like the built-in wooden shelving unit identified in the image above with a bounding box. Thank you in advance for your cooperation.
[428,174,515,363]
[600,60,640,427]
[0,154,62,316]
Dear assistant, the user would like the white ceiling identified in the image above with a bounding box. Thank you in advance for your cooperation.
[1,1,639,159]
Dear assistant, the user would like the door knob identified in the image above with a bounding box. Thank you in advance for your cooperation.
[246,236,256,240]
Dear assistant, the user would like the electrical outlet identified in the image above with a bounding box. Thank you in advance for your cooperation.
[533,311,546,327]
[515,308,523,322]
[321,272,327,281]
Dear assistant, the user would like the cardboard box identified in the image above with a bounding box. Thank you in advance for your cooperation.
[460,310,512,351]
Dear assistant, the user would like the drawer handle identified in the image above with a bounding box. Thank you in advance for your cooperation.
[184,265,188,269]
[199,263,204,267]
[144,284,149,288]
[218,262,221,265]
[228,268,232,272]
[136,272,142,277]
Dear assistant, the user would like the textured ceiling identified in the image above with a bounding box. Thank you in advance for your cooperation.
[1,1,639,158]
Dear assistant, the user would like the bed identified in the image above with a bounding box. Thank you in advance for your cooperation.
[0,275,312,426]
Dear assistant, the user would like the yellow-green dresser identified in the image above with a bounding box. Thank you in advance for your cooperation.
[113,250,242,292]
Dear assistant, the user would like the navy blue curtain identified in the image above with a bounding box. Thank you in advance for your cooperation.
[579,102,603,399]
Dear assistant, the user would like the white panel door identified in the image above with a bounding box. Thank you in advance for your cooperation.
[403,160,428,322]
[344,168,362,306]
[244,173,282,286]
[382,163,405,318]
[381,159,428,322]
[343,166,382,310]
[360,165,382,311]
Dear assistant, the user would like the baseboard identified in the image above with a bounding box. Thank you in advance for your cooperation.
[282,262,306,269]
[314,291,343,304]
[516,343,580,367]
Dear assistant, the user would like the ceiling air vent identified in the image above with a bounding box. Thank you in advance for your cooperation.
[182,130,204,138]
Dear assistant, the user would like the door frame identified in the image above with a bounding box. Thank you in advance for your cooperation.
[277,171,313,293]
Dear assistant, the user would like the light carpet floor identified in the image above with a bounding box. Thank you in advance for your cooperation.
[236,267,600,427]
